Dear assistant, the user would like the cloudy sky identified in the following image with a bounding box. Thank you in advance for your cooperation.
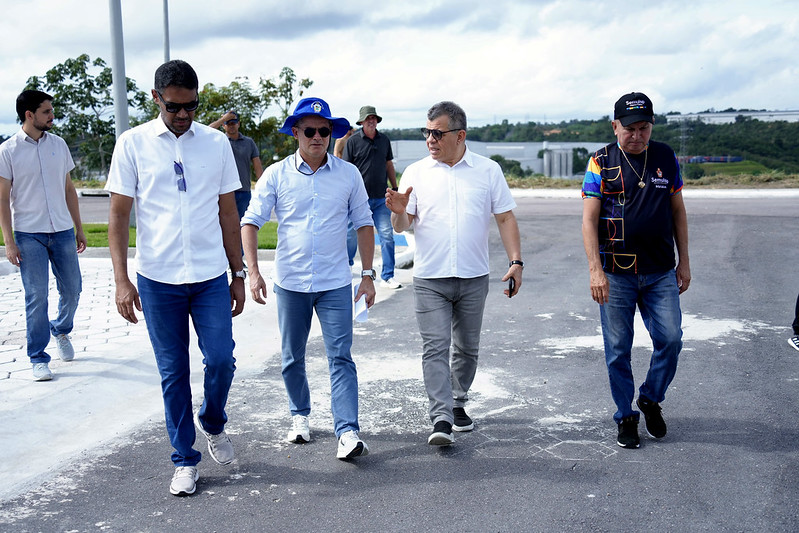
[1,0,796,136]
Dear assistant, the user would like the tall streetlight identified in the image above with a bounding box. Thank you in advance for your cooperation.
[163,0,170,62]
[108,0,129,138]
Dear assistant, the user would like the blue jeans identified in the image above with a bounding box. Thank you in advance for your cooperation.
[16,229,82,364]
[347,198,395,281]
[137,273,236,467]
[274,284,359,437]
[234,190,252,220]
[599,270,683,424]
[413,276,489,424]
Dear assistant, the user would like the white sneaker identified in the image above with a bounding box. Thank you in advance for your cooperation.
[287,414,310,443]
[169,466,199,496]
[337,430,369,459]
[55,334,75,361]
[32,362,53,381]
[380,277,402,289]
[194,411,235,465]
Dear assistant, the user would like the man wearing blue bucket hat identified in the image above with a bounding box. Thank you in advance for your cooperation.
[241,97,375,459]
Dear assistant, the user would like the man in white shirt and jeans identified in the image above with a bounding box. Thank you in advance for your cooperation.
[387,101,524,446]
[0,89,86,381]
[107,60,245,497]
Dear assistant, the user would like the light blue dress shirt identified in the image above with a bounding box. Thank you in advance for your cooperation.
[242,152,372,293]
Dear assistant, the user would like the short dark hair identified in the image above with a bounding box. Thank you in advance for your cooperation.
[427,101,467,131]
[16,90,53,123]
[153,60,198,92]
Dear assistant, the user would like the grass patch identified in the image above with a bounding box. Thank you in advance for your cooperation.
[1,222,279,249]
[698,161,770,176]
[505,174,581,188]
[686,171,799,188]
[503,170,799,189]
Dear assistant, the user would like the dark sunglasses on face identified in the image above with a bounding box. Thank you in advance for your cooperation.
[156,90,200,113]
[301,127,331,138]
[421,128,459,140]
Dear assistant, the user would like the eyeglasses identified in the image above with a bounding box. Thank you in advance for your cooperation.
[225,119,239,125]
[174,161,186,192]
[421,128,460,140]
[156,90,199,114]
[301,127,331,138]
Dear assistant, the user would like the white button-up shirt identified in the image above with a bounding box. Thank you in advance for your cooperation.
[106,118,240,284]
[0,129,75,233]
[400,147,516,279]
[241,152,372,293]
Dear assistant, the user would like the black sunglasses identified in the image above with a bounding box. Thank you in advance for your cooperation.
[174,161,186,192]
[421,128,459,140]
[301,127,331,138]
[156,90,200,113]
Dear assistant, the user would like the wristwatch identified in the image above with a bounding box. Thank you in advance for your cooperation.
[509,260,524,269]
[232,269,247,280]
[361,269,376,280]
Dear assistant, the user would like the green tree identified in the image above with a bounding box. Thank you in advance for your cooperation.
[25,54,149,177]
[199,67,313,164]
[490,154,527,177]
[573,147,590,173]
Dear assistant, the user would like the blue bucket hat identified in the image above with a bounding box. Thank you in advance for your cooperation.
[278,97,351,138]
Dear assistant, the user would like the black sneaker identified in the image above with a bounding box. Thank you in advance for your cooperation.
[617,415,640,449]
[637,397,667,439]
[452,407,474,432]
[428,421,455,446]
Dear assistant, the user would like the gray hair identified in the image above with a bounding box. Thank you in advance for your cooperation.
[427,101,467,131]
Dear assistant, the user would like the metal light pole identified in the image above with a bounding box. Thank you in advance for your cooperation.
[163,0,170,62]
[108,0,129,138]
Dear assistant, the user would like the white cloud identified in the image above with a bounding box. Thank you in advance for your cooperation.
[0,0,796,137]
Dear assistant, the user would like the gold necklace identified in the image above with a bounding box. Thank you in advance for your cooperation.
[621,148,648,188]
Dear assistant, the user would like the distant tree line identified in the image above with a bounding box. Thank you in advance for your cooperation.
[385,114,799,173]
[9,57,799,177]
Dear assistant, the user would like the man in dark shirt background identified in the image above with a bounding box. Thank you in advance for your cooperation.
[342,105,401,289]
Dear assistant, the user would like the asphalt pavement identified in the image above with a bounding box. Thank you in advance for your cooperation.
[0,190,798,532]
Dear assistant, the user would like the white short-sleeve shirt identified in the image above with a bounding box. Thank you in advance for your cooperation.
[106,118,240,284]
[0,129,75,233]
[399,147,516,279]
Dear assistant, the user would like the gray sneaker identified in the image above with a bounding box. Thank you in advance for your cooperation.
[287,414,311,444]
[55,334,75,362]
[337,430,369,459]
[169,466,199,496]
[32,362,53,381]
[380,277,402,289]
[194,411,235,465]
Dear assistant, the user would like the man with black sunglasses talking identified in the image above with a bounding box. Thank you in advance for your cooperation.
[106,60,245,496]
[241,97,375,460]
[386,101,523,446]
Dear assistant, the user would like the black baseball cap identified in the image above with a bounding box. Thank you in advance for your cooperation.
[614,92,654,126]
[225,110,240,124]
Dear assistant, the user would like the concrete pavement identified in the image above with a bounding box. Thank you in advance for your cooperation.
[1,190,798,531]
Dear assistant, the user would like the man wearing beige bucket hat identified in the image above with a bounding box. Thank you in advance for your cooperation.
[342,105,400,289]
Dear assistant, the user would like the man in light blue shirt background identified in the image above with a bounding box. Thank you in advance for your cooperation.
[241,97,375,460]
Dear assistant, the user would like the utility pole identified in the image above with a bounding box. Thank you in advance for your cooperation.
[679,118,689,159]
[163,0,170,62]
[108,0,129,138]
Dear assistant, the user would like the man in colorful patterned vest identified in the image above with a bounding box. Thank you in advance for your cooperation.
[581,91,691,449]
